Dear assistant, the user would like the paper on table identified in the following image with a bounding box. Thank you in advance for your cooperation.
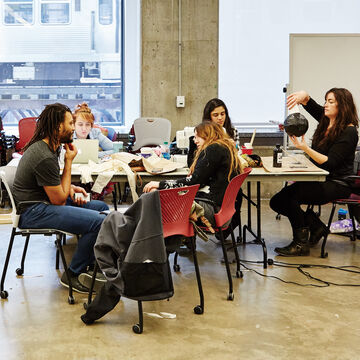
[262,155,322,172]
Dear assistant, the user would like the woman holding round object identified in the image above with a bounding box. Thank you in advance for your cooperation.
[270,88,359,256]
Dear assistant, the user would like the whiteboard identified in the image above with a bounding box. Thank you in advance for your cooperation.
[289,34,360,144]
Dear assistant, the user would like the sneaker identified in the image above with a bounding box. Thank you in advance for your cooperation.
[78,272,106,293]
[85,269,107,282]
[60,271,90,294]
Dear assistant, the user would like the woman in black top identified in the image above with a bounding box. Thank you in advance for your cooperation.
[270,88,359,256]
[187,98,236,167]
[144,121,242,225]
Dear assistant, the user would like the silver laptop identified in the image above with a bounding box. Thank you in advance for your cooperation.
[72,139,99,164]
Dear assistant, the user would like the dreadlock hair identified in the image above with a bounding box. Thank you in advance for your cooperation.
[24,103,72,152]
[202,98,235,139]
[189,121,243,182]
[312,88,359,149]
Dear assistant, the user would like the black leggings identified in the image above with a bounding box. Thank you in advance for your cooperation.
[269,181,352,230]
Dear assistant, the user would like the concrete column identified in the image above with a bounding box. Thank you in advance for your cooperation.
[141,0,218,138]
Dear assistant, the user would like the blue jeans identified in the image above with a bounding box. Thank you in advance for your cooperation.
[19,199,109,274]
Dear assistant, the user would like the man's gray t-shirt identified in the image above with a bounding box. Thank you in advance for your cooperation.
[13,141,61,213]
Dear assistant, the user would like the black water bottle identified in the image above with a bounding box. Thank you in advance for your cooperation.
[273,144,283,168]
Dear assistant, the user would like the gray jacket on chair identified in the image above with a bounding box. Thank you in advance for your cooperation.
[94,191,173,300]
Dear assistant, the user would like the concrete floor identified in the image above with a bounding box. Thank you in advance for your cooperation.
[1,200,360,360]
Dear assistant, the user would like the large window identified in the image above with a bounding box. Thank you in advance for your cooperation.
[219,0,360,132]
[0,0,135,132]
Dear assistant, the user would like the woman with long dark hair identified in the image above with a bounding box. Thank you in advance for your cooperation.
[144,121,243,225]
[270,88,359,256]
[187,98,236,167]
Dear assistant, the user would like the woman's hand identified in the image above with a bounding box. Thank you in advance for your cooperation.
[289,135,309,151]
[143,181,160,193]
[287,91,310,109]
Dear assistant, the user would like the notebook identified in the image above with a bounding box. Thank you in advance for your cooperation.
[72,139,99,164]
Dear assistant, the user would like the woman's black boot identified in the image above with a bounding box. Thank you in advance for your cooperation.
[275,227,310,256]
[305,209,329,247]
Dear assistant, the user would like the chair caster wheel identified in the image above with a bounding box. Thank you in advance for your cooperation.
[16,268,23,276]
[173,264,180,272]
[68,296,75,304]
[194,305,203,315]
[236,270,243,278]
[1,290,9,299]
[83,303,88,310]
[227,292,234,301]
[132,324,142,334]
[276,214,281,220]
[321,252,328,258]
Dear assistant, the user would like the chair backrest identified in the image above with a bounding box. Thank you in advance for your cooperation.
[214,167,252,227]
[132,117,171,151]
[159,184,199,238]
[16,117,37,152]
[0,166,19,226]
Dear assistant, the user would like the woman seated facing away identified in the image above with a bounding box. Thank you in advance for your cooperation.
[144,121,243,226]
[187,98,236,167]
[270,88,359,256]
[73,102,114,159]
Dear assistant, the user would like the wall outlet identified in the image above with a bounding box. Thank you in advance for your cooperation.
[176,95,185,107]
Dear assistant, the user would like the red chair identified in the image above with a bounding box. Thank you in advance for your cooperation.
[173,168,253,300]
[85,184,202,334]
[15,117,37,153]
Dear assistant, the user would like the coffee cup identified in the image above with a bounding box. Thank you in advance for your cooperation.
[241,145,253,155]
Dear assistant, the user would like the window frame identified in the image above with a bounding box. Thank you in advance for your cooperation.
[3,0,34,26]
[39,0,71,25]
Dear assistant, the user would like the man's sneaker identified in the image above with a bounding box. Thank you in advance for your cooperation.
[78,272,106,293]
[86,269,107,282]
[60,271,90,294]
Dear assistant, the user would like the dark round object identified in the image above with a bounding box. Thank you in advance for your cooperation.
[68,296,75,305]
[236,270,243,278]
[284,113,309,137]
[267,258,274,266]
[194,305,203,315]
[132,324,142,334]
[1,290,9,299]
[16,268,23,276]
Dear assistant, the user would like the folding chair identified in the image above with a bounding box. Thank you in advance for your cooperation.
[131,117,171,152]
[0,166,78,304]
[85,184,203,334]
[173,168,252,300]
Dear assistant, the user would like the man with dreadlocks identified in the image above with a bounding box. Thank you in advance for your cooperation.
[12,103,109,293]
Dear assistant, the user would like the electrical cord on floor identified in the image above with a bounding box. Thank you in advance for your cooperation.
[237,259,360,287]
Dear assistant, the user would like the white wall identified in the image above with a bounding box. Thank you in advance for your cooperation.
[219,0,360,127]
[123,0,141,131]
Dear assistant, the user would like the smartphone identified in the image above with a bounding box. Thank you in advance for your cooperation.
[74,193,90,202]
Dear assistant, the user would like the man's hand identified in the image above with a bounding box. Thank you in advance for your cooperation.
[70,185,89,206]
[64,143,78,162]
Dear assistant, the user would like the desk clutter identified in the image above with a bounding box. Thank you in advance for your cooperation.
[262,154,321,173]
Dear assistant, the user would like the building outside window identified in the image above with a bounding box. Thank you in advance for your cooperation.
[0,0,125,131]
